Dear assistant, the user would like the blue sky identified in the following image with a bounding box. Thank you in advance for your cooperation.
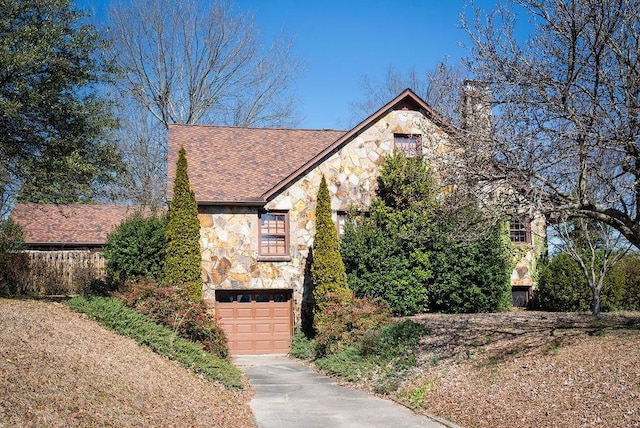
[78,0,498,129]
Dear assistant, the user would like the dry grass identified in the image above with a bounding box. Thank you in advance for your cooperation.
[402,311,640,428]
[0,298,254,428]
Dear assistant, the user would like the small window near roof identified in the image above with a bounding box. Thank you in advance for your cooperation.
[259,211,289,257]
[394,134,422,157]
[509,215,531,244]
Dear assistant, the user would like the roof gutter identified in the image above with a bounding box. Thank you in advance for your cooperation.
[196,199,266,207]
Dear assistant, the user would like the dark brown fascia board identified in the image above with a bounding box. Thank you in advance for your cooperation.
[261,88,459,201]
[197,199,266,207]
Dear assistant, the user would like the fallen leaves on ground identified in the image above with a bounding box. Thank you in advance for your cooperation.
[0,298,254,428]
[401,312,640,428]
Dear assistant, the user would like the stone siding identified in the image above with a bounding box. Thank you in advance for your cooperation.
[198,109,448,323]
[198,107,544,321]
[511,213,546,287]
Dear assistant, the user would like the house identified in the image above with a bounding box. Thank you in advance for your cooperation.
[168,89,545,355]
[9,204,140,292]
[11,203,139,250]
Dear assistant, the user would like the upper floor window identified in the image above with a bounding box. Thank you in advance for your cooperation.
[394,133,422,157]
[258,211,289,257]
[510,215,531,244]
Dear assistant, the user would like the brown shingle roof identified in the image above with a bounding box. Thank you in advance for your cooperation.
[167,126,346,203]
[10,204,140,246]
[167,89,455,204]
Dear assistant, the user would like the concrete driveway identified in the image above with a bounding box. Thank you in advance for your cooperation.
[234,355,450,428]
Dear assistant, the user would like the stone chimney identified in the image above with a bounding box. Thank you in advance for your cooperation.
[460,80,492,135]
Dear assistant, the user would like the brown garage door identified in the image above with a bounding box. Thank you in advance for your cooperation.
[215,290,293,355]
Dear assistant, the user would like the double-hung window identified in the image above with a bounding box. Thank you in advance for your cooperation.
[509,215,531,244]
[258,211,289,257]
[394,133,422,157]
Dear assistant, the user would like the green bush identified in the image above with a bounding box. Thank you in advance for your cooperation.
[0,218,25,296]
[535,252,624,312]
[314,346,374,382]
[341,153,512,315]
[289,332,316,359]
[341,215,430,316]
[311,175,351,312]
[615,254,640,311]
[314,294,391,356]
[314,320,430,394]
[165,146,202,300]
[103,212,167,284]
[428,221,513,314]
[114,279,228,358]
[360,320,429,360]
[66,296,243,389]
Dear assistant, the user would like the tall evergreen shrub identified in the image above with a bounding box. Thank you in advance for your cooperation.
[428,220,513,313]
[164,146,202,300]
[311,175,351,311]
[341,154,436,315]
[341,153,512,315]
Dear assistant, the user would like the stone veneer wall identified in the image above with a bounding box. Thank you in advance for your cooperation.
[198,109,450,323]
[198,107,545,322]
[511,212,547,287]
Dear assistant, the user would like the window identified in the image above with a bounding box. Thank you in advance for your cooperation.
[258,211,289,257]
[394,133,422,157]
[335,211,347,236]
[509,215,531,244]
[334,210,368,237]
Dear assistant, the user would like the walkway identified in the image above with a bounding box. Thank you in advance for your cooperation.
[234,355,450,428]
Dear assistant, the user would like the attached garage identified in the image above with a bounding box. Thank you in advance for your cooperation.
[215,290,293,355]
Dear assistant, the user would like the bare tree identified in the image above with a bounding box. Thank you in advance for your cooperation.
[551,215,630,315]
[106,0,304,206]
[461,0,640,248]
[114,108,168,207]
[351,59,466,126]
[108,0,303,128]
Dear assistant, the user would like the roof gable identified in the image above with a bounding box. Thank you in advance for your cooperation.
[262,88,457,200]
[167,89,455,204]
[10,204,140,246]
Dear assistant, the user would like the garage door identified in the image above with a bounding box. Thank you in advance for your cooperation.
[215,290,293,355]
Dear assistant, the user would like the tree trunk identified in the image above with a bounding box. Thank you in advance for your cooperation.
[591,289,601,316]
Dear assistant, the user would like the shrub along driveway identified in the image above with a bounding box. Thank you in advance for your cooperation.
[235,355,450,428]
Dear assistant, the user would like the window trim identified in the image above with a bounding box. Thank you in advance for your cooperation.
[258,210,291,260]
[509,215,531,245]
[393,133,422,157]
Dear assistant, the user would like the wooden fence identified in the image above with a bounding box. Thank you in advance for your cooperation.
[15,250,106,295]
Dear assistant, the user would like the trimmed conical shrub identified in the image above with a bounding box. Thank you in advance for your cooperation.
[311,175,351,311]
[164,145,202,300]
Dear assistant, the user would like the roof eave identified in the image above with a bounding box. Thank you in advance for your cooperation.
[197,199,266,207]
[23,242,105,247]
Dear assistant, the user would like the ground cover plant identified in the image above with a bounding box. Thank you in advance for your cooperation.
[295,319,429,395]
[0,298,252,427]
[66,295,243,389]
[114,279,228,358]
